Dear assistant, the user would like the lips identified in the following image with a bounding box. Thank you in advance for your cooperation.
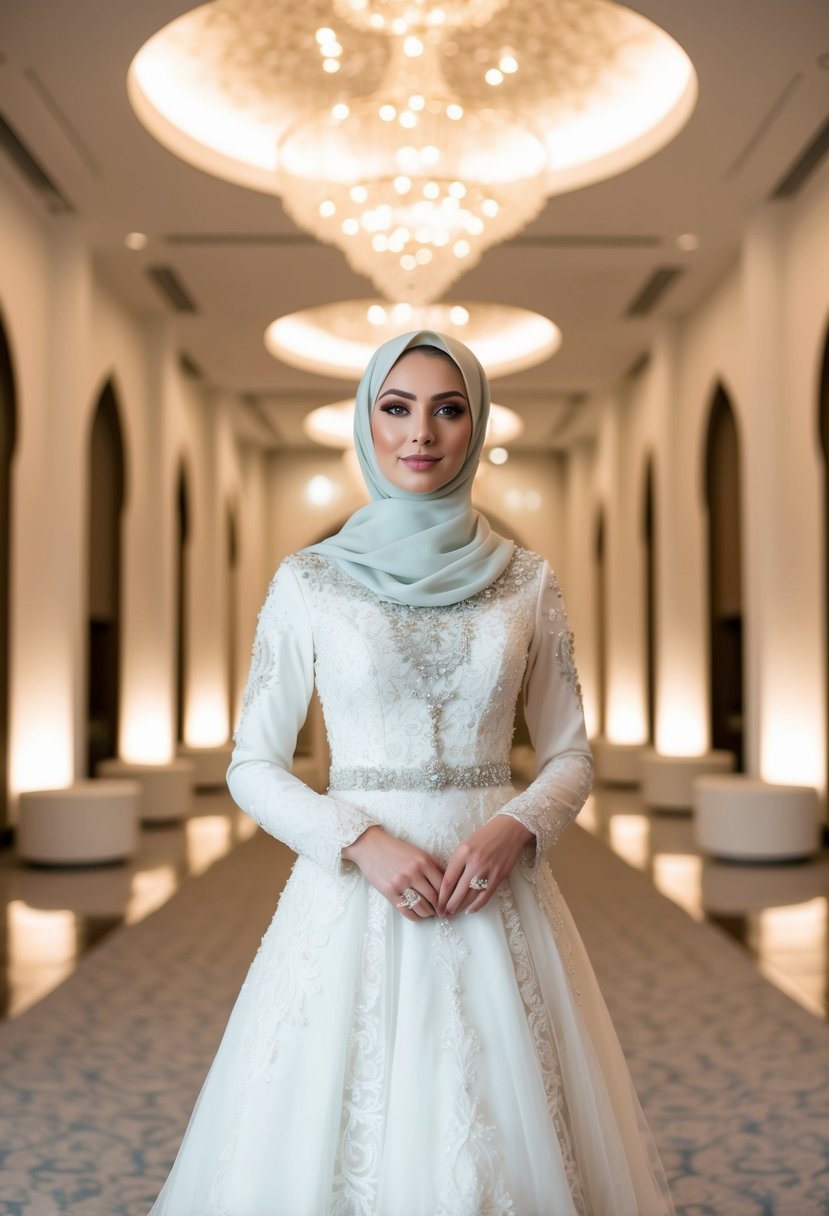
[401,455,441,466]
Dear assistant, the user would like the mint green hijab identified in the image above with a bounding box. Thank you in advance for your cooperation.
[304,330,514,606]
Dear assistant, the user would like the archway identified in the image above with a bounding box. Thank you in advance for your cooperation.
[595,509,606,738]
[0,318,16,839]
[642,457,656,744]
[226,504,238,739]
[704,384,744,770]
[86,381,126,775]
[818,322,829,799]
[175,465,192,744]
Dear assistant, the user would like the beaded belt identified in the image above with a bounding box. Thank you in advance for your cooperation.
[328,760,512,792]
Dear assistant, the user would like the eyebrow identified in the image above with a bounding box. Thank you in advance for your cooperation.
[377,388,469,402]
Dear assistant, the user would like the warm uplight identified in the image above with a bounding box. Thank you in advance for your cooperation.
[267,299,560,380]
[655,685,708,756]
[605,688,647,747]
[185,693,229,748]
[11,706,73,797]
[760,707,824,789]
[121,693,174,764]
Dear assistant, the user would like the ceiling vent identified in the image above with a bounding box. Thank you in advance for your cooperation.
[624,267,683,317]
[146,265,198,313]
[0,109,72,213]
[771,114,829,199]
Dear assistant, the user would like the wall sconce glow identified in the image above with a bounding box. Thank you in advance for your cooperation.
[11,710,73,796]
[267,300,560,380]
[185,693,229,747]
[655,699,708,757]
[305,400,522,450]
[489,447,509,465]
[605,688,647,746]
[121,695,174,764]
[306,474,338,505]
[760,708,823,789]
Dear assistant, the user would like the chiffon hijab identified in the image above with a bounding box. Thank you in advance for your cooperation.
[304,330,514,607]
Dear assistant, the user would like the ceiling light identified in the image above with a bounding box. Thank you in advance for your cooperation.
[129,0,696,302]
[265,298,561,380]
[676,232,700,251]
[125,231,148,250]
[489,446,509,464]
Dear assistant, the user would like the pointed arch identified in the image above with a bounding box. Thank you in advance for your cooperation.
[0,314,17,837]
[704,382,744,770]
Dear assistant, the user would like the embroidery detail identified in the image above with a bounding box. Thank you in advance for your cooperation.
[546,569,583,708]
[536,865,583,1007]
[497,885,587,1214]
[496,753,593,879]
[433,919,515,1216]
[234,572,283,744]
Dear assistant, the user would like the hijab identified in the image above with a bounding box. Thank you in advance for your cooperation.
[303,330,515,606]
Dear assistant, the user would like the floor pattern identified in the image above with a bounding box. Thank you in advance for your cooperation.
[0,825,827,1215]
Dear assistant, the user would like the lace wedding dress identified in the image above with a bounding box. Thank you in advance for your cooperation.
[148,548,674,1216]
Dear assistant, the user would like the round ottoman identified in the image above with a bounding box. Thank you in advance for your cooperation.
[18,780,140,865]
[694,775,821,862]
[96,757,195,823]
[592,739,645,787]
[641,749,734,812]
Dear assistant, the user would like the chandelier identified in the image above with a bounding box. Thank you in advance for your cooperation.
[277,38,547,303]
[128,0,697,306]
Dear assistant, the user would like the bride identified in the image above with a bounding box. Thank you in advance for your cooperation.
[147,330,675,1215]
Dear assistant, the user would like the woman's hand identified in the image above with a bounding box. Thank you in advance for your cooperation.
[437,816,535,917]
[342,825,445,922]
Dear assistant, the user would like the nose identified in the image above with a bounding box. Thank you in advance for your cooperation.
[412,410,435,446]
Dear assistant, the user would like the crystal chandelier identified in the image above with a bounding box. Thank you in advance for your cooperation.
[277,30,547,304]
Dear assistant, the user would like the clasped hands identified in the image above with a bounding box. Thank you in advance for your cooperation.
[341,816,534,922]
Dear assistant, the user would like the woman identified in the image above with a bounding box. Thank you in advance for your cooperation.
[148,331,674,1215]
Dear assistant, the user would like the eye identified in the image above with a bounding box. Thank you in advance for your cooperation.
[378,401,410,416]
[436,403,466,418]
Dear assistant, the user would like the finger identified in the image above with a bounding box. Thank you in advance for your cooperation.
[445,868,480,916]
[395,888,435,918]
[464,885,497,914]
[423,860,445,901]
[437,856,467,914]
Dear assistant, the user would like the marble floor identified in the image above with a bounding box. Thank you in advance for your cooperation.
[1,779,827,1021]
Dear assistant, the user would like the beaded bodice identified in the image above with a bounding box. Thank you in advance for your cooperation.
[288,548,542,783]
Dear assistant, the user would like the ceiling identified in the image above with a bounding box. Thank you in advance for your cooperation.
[1,0,828,450]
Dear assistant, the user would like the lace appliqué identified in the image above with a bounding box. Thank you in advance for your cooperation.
[331,888,387,1215]
[433,919,515,1216]
[547,570,584,709]
[496,753,593,879]
[234,572,283,745]
[205,860,351,1215]
[536,864,583,1007]
[497,885,587,1215]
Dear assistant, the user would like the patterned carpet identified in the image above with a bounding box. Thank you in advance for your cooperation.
[0,825,827,1216]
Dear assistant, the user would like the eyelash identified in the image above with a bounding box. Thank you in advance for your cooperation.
[380,401,466,418]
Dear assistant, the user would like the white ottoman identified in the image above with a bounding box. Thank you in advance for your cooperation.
[694,775,821,862]
[592,739,645,786]
[641,749,734,812]
[177,743,234,789]
[18,780,140,865]
[96,758,195,823]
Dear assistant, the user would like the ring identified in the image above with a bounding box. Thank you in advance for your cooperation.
[396,887,422,909]
[469,876,489,890]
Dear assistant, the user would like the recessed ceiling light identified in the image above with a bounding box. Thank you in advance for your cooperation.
[125,231,148,250]
[676,232,699,252]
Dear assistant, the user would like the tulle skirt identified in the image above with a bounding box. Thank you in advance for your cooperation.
[148,787,674,1216]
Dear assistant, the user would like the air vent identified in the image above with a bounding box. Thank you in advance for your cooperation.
[146,266,197,313]
[0,109,72,213]
[625,267,683,317]
[771,114,829,199]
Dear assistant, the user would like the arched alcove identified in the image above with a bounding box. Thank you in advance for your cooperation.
[595,509,606,738]
[704,384,744,770]
[0,316,17,839]
[642,457,656,744]
[226,503,238,738]
[818,321,829,798]
[175,464,192,744]
[87,381,126,776]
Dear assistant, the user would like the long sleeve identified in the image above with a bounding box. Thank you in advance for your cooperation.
[494,561,593,878]
[226,560,378,875]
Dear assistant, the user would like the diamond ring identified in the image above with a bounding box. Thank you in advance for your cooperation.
[396,887,422,909]
[469,876,489,890]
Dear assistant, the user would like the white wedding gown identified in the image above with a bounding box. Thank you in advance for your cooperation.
[148,548,675,1216]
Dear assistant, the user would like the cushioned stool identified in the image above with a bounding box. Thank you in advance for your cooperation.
[96,758,194,823]
[694,775,820,862]
[18,780,140,865]
[641,748,734,812]
[592,739,645,787]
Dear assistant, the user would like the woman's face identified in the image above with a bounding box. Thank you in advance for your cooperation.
[370,349,473,493]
